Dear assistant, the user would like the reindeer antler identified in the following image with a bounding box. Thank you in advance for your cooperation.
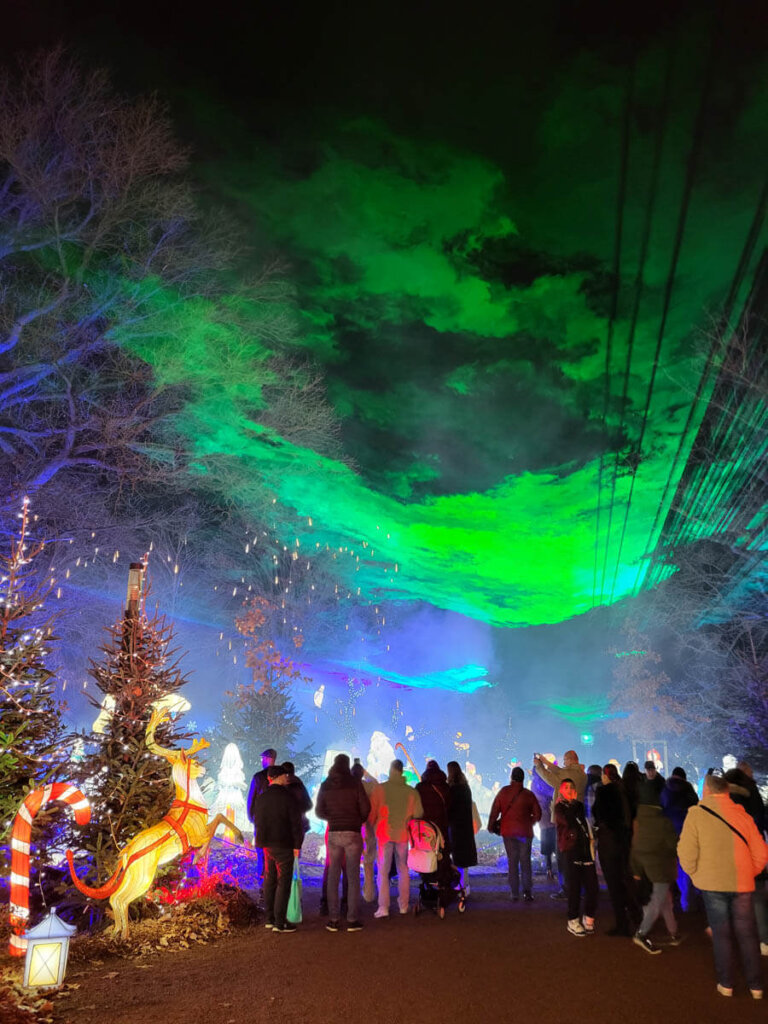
[145,708,176,761]
[185,736,210,758]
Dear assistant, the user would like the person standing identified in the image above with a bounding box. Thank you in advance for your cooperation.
[534,751,587,901]
[247,747,277,891]
[630,801,680,954]
[283,760,313,834]
[584,764,603,824]
[638,759,666,807]
[352,760,380,903]
[416,760,451,844]
[660,766,698,912]
[369,759,423,918]
[252,763,303,933]
[593,763,633,935]
[725,762,768,956]
[446,761,478,895]
[679,771,768,999]
[489,766,542,902]
[531,769,557,882]
[554,778,598,935]
[315,753,371,933]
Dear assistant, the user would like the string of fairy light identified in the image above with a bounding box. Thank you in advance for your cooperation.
[3,489,403,731]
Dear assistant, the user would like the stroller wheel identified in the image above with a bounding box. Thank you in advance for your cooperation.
[458,899,467,913]
[438,905,446,919]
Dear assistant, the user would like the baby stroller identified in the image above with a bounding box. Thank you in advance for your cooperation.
[407,819,467,918]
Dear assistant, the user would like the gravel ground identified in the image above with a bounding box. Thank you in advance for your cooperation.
[42,871,768,1024]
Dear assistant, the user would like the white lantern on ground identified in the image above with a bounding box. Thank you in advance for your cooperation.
[23,907,76,990]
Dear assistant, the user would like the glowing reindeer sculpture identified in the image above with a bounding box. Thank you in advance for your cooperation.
[67,708,244,939]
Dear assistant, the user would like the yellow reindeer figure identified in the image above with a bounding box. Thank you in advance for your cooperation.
[67,708,244,939]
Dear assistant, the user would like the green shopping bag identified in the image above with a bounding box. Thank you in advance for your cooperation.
[287,856,303,924]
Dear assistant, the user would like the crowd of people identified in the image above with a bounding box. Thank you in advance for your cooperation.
[246,745,768,1000]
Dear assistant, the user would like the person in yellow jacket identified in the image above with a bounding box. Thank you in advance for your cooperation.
[678,771,768,1000]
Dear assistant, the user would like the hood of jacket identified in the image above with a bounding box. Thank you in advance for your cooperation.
[421,765,447,786]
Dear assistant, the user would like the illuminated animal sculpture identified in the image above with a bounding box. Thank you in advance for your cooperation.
[67,709,243,939]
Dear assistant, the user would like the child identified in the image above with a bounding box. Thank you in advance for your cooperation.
[554,778,598,935]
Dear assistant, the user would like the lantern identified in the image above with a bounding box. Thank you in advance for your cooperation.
[23,908,76,990]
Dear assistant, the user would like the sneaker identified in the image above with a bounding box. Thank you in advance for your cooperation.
[716,985,733,997]
[399,906,409,915]
[567,919,586,936]
[276,922,297,933]
[264,921,276,930]
[374,908,389,919]
[347,920,363,931]
[550,890,567,901]
[666,933,683,947]
[326,920,341,932]
[633,934,661,955]
[761,942,768,957]
[750,990,763,1000]
[583,917,595,934]
[523,893,534,902]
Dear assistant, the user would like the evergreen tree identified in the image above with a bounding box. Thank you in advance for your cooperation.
[0,498,68,869]
[72,586,191,883]
[218,597,318,778]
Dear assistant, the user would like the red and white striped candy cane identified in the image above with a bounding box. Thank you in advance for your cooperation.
[8,782,91,956]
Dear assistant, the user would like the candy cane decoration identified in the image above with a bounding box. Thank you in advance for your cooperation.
[8,782,90,956]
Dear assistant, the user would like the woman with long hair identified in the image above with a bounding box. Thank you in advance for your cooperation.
[446,761,478,894]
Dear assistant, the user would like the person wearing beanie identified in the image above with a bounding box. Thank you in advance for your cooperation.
[315,753,371,932]
[488,765,542,901]
[369,759,423,917]
[637,760,666,807]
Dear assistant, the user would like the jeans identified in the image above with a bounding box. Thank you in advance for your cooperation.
[702,890,763,991]
[503,836,533,896]
[598,836,630,931]
[565,858,598,921]
[638,882,677,937]
[377,840,410,913]
[263,847,294,928]
[363,822,378,902]
[754,876,768,945]
[327,831,362,922]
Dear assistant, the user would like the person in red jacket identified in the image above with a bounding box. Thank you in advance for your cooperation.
[488,766,542,901]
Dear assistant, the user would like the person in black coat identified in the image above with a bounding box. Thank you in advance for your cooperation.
[446,761,478,894]
[315,753,371,930]
[252,764,304,932]
[593,763,634,935]
[283,761,313,834]
[416,760,451,844]
[247,747,277,888]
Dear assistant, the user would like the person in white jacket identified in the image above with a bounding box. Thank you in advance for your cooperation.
[368,759,423,917]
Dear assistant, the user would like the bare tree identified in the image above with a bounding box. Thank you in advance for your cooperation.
[0,47,228,503]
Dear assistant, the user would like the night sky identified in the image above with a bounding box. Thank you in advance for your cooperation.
[3,2,767,750]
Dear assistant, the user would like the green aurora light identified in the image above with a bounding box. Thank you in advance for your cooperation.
[123,33,768,634]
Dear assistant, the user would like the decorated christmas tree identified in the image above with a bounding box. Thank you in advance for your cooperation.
[218,596,318,778]
[0,498,68,870]
[71,563,191,884]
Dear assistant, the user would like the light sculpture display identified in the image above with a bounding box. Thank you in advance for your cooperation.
[66,708,243,940]
[22,908,76,989]
[8,783,91,956]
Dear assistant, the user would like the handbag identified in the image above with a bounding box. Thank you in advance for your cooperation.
[286,856,303,924]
